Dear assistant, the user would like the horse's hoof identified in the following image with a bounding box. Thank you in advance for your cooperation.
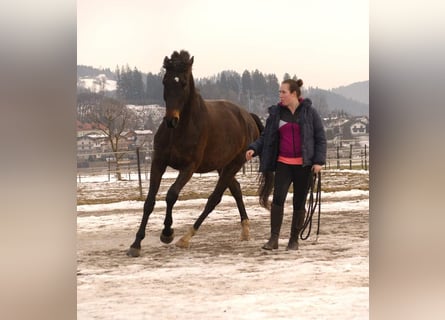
[175,227,195,249]
[175,237,190,249]
[160,229,175,244]
[240,232,251,241]
[240,219,251,241]
[126,247,141,257]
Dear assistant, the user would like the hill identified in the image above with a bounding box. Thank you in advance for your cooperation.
[77,65,117,80]
[77,66,368,116]
[331,80,368,104]
[307,85,368,116]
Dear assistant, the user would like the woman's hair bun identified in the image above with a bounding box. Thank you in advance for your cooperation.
[296,79,303,87]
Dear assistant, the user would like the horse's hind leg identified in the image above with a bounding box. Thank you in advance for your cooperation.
[176,168,238,248]
[228,177,250,240]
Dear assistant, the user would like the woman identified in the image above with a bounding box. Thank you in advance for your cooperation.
[246,79,326,250]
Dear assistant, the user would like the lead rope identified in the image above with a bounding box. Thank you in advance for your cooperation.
[300,172,322,241]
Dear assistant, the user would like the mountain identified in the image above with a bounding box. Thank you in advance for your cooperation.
[331,80,368,105]
[307,85,369,116]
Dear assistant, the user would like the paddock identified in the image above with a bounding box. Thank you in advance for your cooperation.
[77,170,369,319]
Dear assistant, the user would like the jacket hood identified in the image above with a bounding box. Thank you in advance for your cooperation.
[272,98,312,114]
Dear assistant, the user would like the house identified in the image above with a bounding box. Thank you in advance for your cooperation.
[323,115,369,147]
[134,130,153,148]
[77,133,108,160]
[342,117,369,139]
[124,130,154,150]
[76,120,106,137]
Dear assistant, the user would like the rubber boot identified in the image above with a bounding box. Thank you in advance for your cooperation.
[262,204,284,250]
[286,209,306,251]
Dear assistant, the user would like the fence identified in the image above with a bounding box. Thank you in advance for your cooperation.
[326,144,369,171]
[77,144,369,183]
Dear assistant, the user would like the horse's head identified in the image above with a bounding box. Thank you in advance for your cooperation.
[162,50,194,128]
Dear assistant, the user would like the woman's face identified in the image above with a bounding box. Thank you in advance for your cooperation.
[279,83,297,106]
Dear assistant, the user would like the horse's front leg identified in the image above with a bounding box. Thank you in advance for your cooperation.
[160,168,195,244]
[127,161,166,257]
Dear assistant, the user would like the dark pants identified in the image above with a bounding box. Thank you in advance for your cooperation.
[272,162,312,209]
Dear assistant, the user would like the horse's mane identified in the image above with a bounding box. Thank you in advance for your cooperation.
[163,50,192,72]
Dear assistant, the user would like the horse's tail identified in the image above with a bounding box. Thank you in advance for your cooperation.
[249,113,264,134]
[248,113,273,209]
[258,171,274,209]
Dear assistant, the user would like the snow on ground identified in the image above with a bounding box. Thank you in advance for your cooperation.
[77,170,369,319]
[78,77,117,92]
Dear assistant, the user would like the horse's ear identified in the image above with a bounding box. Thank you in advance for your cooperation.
[163,56,169,68]
[189,56,194,66]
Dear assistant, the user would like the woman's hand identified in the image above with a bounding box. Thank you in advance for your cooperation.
[245,150,255,161]
[312,164,322,174]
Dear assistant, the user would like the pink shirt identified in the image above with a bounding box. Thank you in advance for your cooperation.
[277,104,303,165]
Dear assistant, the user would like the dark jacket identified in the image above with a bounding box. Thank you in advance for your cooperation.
[248,98,327,172]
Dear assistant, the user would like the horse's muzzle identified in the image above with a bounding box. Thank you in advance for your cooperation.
[164,109,180,128]
[165,116,179,128]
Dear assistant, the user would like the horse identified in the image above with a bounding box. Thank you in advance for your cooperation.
[127,50,263,257]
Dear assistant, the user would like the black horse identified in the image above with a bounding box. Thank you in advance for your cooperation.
[127,50,263,257]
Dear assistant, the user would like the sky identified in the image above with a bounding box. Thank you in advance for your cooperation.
[77,0,368,90]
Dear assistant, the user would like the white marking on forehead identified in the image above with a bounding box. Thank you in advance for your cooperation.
[174,77,179,82]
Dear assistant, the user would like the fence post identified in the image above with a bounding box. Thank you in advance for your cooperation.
[349,144,353,170]
[136,147,143,199]
[337,146,340,169]
[107,159,111,182]
[364,145,368,170]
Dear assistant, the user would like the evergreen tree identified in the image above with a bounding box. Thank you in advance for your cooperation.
[119,65,132,101]
[241,70,252,94]
[265,73,279,104]
[219,72,228,93]
[252,69,267,96]
[115,66,124,100]
[130,67,144,104]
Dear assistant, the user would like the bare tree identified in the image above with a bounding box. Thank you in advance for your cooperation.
[77,92,137,180]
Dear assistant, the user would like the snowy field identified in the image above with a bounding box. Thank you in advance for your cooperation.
[77,169,369,319]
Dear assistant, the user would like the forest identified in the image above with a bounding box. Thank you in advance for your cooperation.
[77,65,368,118]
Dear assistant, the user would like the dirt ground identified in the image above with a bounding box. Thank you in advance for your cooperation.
[77,170,369,319]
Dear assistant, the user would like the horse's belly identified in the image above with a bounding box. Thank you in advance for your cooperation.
[196,152,243,173]
[167,161,215,174]
[195,164,218,173]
